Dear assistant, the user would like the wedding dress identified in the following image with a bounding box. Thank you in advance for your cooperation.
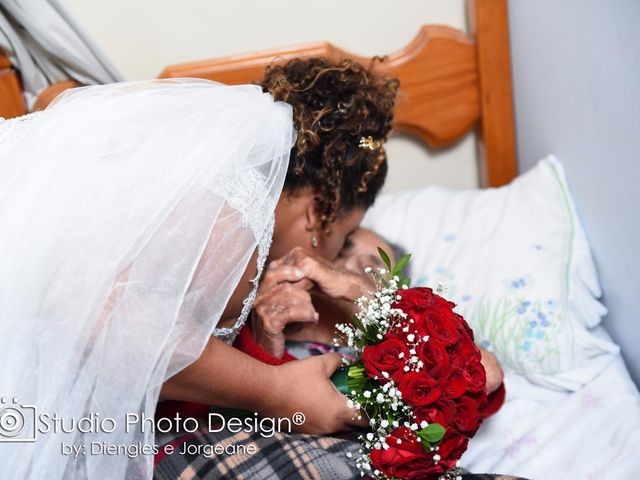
[0,79,294,479]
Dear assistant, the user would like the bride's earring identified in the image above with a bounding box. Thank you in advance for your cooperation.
[311,235,318,249]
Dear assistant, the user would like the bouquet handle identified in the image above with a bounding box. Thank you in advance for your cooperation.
[331,366,350,395]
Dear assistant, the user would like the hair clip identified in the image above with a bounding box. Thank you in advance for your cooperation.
[358,135,383,151]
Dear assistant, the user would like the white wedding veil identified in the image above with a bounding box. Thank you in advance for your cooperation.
[0,79,294,479]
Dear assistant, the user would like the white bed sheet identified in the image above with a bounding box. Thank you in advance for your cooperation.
[462,326,640,479]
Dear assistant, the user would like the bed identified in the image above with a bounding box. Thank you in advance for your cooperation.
[4,0,640,477]
[154,1,640,477]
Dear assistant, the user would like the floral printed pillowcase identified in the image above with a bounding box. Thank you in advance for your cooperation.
[363,156,618,390]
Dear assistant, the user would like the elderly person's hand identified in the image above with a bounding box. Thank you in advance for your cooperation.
[269,246,373,302]
[252,246,374,356]
[480,348,504,394]
[251,262,319,358]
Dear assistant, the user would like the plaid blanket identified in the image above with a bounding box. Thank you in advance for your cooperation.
[154,426,359,480]
[153,424,529,480]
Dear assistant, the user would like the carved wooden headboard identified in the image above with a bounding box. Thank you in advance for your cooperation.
[158,0,517,187]
[3,0,517,187]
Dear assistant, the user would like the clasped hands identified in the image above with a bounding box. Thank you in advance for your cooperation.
[251,246,370,359]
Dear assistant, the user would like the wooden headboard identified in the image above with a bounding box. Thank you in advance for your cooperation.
[0,52,27,118]
[4,0,516,187]
[159,0,517,188]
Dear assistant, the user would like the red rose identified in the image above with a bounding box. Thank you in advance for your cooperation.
[463,360,486,393]
[425,308,460,346]
[437,432,469,469]
[468,390,489,416]
[392,288,437,315]
[362,336,410,383]
[370,426,445,479]
[454,312,475,338]
[416,338,449,378]
[447,336,480,369]
[443,369,467,399]
[453,396,482,434]
[413,399,457,427]
[399,371,441,407]
[391,288,446,337]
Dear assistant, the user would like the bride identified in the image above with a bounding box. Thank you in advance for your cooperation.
[0,58,398,479]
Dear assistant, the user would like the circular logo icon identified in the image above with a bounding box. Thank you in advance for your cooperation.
[0,407,25,437]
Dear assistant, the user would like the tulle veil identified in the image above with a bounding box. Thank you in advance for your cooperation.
[0,79,294,479]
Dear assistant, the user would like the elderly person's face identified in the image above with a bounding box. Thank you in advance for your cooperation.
[334,228,395,274]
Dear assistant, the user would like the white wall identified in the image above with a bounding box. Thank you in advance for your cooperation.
[64,0,479,192]
[508,0,640,384]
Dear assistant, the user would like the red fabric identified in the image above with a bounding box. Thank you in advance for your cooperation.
[232,323,298,365]
[482,382,506,418]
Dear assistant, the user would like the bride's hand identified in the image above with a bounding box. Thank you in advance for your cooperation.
[261,353,368,435]
[252,263,319,358]
[271,247,373,302]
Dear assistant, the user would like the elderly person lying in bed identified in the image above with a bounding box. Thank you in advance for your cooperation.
[250,227,504,395]
[154,227,514,480]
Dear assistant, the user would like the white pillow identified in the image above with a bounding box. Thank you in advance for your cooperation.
[363,156,619,390]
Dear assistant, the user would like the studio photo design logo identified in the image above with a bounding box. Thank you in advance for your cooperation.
[0,397,38,442]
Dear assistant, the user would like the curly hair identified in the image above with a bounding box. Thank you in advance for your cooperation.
[260,57,398,230]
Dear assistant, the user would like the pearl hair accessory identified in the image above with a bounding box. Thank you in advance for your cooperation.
[358,135,383,151]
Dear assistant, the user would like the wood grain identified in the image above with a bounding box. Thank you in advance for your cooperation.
[0,52,26,118]
[469,0,518,186]
[159,26,481,149]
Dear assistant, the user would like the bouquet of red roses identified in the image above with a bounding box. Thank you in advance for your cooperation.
[332,249,489,480]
